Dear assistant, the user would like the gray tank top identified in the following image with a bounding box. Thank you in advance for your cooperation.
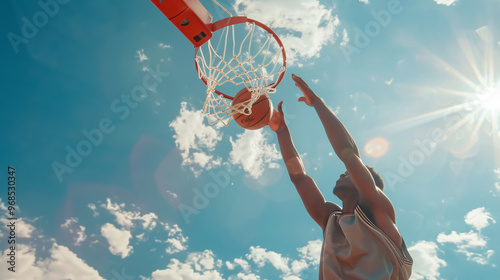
[319,206,413,279]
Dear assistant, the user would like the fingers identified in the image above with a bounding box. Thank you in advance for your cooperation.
[278,101,284,114]
[291,74,301,85]
[298,96,306,103]
[292,73,304,84]
[292,75,310,91]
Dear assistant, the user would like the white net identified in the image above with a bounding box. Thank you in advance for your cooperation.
[195,20,286,126]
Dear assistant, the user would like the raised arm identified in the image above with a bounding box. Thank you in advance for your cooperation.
[269,102,340,230]
[292,75,390,210]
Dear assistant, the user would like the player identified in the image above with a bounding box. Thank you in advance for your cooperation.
[268,74,413,279]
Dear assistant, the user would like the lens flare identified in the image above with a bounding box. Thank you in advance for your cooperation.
[364,137,390,158]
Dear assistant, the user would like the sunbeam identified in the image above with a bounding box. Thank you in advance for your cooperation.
[386,25,500,164]
[383,103,471,132]
[421,48,479,90]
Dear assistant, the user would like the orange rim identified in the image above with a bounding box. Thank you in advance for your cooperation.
[194,16,287,100]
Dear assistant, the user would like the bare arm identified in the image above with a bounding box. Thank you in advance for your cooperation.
[292,75,394,215]
[269,102,340,230]
[291,75,403,245]
[292,74,359,160]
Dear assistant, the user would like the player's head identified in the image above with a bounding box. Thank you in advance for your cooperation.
[333,165,384,199]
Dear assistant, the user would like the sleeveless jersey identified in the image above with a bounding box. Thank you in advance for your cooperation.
[319,206,413,279]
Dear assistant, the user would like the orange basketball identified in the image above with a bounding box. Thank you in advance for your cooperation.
[232,88,273,130]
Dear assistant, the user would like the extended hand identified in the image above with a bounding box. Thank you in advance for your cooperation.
[292,74,320,107]
[269,101,285,132]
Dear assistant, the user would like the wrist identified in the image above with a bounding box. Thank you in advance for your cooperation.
[311,96,324,107]
[275,123,288,134]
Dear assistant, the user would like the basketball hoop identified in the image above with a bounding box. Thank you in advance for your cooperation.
[195,16,287,126]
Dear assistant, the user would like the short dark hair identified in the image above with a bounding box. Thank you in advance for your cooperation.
[366,166,384,191]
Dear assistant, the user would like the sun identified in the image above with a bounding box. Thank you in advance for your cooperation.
[476,86,500,113]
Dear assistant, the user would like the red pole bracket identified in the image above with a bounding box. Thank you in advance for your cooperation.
[150,0,213,47]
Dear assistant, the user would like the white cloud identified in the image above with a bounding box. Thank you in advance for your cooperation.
[159,43,172,49]
[437,208,495,265]
[408,241,446,280]
[0,198,6,211]
[166,237,188,254]
[464,207,496,231]
[433,0,458,6]
[163,223,189,254]
[170,102,223,177]
[229,272,262,280]
[290,259,309,276]
[166,223,183,237]
[1,245,43,279]
[358,0,369,4]
[246,246,290,273]
[229,129,281,178]
[61,217,87,246]
[437,230,494,265]
[188,250,218,271]
[494,168,500,192]
[150,251,224,280]
[297,239,322,266]
[227,258,251,272]
[103,198,158,230]
[0,244,105,280]
[42,244,106,279]
[282,275,302,280]
[437,230,487,249]
[140,212,159,230]
[137,232,145,241]
[166,190,178,199]
[233,0,339,65]
[101,199,188,256]
[88,203,99,217]
[17,218,36,238]
[101,223,133,258]
[340,28,349,47]
[290,240,322,276]
[145,240,321,279]
[136,49,149,62]
[229,242,322,279]
[2,218,36,238]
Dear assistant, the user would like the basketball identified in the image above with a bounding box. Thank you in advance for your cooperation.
[232,88,273,130]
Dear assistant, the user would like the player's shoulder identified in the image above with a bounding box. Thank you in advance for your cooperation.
[321,202,342,231]
[325,201,342,215]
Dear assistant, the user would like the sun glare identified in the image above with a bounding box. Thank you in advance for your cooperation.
[477,86,500,112]
[382,25,500,164]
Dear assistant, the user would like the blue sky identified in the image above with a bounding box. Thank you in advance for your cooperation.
[1,0,500,279]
